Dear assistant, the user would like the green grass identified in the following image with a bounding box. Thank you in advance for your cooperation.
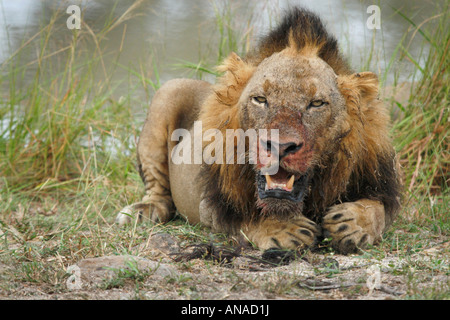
[0,1,448,300]
[390,3,449,241]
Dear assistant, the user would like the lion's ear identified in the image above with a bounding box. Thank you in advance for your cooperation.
[216,52,248,74]
[214,52,255,106]
[338,71,379,103]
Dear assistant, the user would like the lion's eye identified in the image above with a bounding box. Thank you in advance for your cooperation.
[309,100,326,108]
[252,96,267,106]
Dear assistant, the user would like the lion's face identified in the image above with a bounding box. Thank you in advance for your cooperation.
[238,50,348,214]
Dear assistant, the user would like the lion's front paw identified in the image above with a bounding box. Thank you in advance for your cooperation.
[116,203,148,226]
[246,217,320,251]
[115,202,173,226]
[322,203,372,254]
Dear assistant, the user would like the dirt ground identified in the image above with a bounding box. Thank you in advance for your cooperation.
[1,231,448,300]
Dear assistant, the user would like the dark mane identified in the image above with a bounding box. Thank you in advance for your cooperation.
[246,7,352,75]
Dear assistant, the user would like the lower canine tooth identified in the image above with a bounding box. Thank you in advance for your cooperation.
[286,175,295,190]
[265,174,273,189]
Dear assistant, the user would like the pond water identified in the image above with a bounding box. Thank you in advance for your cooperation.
[0,0,443,100]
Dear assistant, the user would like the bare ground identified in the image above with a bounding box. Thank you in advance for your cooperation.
[1,229,448,300]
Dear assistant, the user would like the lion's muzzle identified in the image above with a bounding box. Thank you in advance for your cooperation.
[260,138,304,159]
[256,135,312,202]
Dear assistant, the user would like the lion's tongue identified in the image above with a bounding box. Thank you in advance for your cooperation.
[265,174,295,192]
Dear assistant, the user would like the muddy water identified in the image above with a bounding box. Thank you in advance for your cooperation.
[0,0,443,99]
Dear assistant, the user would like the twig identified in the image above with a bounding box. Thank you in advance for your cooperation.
[298,281,358,291]
[379,285,405,296]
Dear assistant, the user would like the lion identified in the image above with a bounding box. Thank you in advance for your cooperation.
[117,8,402,254]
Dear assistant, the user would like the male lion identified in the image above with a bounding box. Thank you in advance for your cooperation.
[117,8,402,254]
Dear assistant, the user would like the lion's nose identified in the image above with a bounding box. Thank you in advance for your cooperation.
[260,139,303,158]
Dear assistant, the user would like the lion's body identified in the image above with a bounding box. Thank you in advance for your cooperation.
[133,78,212,225]
[117,8,402,254]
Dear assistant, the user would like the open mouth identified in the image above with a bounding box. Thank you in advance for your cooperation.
[257,166,310,202]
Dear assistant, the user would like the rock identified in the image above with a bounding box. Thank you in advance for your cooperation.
[317,258,340,270]
[75,255,178,286]
[0,262,9,274]
[146,232,180,254]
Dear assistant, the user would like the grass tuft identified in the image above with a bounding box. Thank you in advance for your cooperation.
[391,4,449,232]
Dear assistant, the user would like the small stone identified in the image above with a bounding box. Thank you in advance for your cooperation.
[318,258,340,270]
[75,255,178,285]
[146,232,180,254]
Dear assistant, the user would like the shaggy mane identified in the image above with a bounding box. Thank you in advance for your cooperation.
[247,7,352,75]
[198,7,402,233]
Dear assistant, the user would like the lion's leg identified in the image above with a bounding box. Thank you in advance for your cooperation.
[322,199,386,254]
[243,216,320,251]
[116,132,175,226]
[137,146,175,223]
[116,86,177,227]
[116,79,211,227]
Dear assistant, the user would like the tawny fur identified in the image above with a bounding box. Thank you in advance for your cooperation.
[117,7,402,254]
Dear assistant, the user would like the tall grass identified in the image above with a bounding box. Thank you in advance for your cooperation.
[175,0,262,79]
[0,4,142,193]
[391,4,449,211]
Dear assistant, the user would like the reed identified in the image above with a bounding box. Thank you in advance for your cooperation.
[390,3,448,232]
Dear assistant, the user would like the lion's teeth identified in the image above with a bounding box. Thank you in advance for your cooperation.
[286,175,295,190]
[265,174,295,191]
